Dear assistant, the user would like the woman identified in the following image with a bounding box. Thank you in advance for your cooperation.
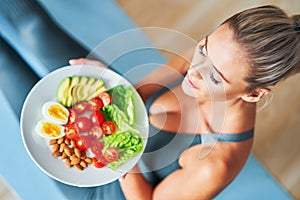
[70,5,300,200]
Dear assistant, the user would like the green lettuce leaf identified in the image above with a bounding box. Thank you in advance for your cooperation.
[102,104,135,132]
[101,85,142,169]
[103,130,144,170]
[107,85,135,126]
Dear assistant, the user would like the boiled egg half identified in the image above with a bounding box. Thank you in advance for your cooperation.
[35,119,65,139]
[42,101,69,125]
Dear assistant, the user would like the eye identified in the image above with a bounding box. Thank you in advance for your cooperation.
[209,70,222,85]
[198,45,207,56]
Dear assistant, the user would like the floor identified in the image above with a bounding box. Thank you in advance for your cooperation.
[0,177,19,200]
[1,0,300,199]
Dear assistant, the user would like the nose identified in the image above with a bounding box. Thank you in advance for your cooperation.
[188,64,203,80]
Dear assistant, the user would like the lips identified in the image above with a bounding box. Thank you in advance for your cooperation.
[186,75,198,89]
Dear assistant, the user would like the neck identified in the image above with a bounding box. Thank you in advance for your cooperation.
[228,97,257,112]
[197,98,257,133]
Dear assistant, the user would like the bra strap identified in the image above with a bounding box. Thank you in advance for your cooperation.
[201,129,254,143]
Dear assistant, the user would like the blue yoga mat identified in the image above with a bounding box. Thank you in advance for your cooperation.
[0,0,293,199]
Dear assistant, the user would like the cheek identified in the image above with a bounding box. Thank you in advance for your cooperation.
[200,81,237,102]
[222,85,247,101]
[194,77,225,99]
[208,86,227,101]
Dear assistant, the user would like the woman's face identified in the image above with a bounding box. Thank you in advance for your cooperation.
[182,23,251,102]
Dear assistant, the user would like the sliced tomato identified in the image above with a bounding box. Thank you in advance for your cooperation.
[67,109,77,124]
[98,92,112,106]
[104,147,119,162]
[75,135,91,150]
[90,111,105,126]
[76,117,92,132]
[91,141,104,157]
[101,121,116,135]
[73,101,88,114]
[88,97,104,111]
[92,156,107,168]
[88,125,103,140]
[64,124,79,140]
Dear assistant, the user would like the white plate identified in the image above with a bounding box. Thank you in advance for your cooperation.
[20,64,149,187]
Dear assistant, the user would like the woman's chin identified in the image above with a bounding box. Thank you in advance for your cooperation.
[181,78,197,97]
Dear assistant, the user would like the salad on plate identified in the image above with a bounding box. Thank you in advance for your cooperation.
[36,75,144,171]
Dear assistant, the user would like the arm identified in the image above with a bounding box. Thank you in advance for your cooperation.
[119,160,230,200]
[119,165,153,200]
[151,157,231,200]
[119,143,252,200]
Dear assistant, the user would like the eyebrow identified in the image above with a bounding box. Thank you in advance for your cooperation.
[205,36,230,83]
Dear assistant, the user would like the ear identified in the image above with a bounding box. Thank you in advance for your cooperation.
[241,88,270,103]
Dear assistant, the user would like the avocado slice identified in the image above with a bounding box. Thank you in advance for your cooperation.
[57,77,71,106]
[57,76,107,107]
[86,79,106,99]
[66,76,80,107]
[86,76,96,86]
[72,84,87,102]
[82,77,97,100]
[74,77,106,101]
[78,76,89,85]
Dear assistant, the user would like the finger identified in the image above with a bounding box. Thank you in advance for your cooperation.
[118,176,125,182]
[69,58,107,68]
[118,173,128,182]
[68,58,86,65]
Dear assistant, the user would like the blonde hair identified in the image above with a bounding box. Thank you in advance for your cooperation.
[223,5,300,92]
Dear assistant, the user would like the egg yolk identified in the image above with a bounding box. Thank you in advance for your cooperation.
[42,122,61,137]
[48,105,68,121]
